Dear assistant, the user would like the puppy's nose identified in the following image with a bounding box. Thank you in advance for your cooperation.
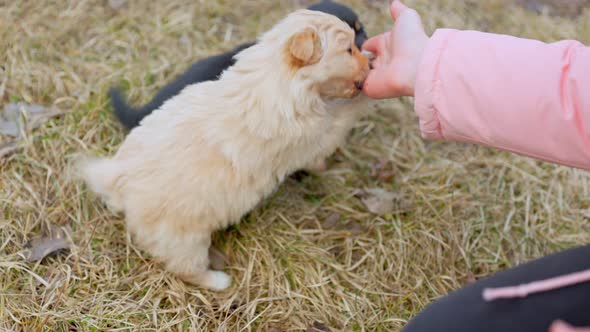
[355,81,363,90]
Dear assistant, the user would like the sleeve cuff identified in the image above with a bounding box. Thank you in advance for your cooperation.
[414,29,458,140]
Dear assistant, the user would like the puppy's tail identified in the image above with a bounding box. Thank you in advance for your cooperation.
[76,156,125,213]
[109,87,141,130]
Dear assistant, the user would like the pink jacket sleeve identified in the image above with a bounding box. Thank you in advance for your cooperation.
[414,29,590,170]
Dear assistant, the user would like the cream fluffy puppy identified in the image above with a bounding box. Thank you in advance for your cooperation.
[80,10,370,290]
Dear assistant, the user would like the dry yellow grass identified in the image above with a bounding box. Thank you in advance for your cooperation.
[1,0,590,331]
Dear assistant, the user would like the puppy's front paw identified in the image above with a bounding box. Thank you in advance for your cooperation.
[203,271,232,291]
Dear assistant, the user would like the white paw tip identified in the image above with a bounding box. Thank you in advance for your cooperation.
[207,271,232,291]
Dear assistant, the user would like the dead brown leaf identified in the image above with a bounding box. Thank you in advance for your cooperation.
[22,224,72,262]
[306,321,332,332]
[0,102,67,138]
[355,188,402,215]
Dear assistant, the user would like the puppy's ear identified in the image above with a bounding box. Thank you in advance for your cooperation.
[286,28,322,68]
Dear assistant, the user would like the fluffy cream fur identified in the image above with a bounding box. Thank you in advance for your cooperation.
[79,10,371,290]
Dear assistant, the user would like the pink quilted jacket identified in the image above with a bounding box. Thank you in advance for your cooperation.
[414,29,590,170]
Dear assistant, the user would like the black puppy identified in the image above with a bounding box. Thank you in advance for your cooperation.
[109,0,368,130]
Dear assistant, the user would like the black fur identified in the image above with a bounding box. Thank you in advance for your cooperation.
[109,0,368,130]
[109,43,253,129]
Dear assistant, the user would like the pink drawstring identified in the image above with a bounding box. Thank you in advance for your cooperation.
[483,268,590,301]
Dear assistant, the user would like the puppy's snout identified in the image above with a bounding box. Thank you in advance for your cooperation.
[356,59,371,91]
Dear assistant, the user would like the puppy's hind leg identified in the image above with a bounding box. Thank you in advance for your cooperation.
[165,232,232,291]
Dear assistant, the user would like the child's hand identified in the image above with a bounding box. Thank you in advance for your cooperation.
[362,0,429,99]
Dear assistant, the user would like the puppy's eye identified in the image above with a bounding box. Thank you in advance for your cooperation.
[347,47,353,55]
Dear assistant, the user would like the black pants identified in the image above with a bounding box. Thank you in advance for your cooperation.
[403,245,590,332]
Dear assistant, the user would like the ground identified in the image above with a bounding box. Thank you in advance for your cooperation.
[1,0,590,331]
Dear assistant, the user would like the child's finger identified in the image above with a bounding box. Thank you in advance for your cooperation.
[390,0,408,20]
